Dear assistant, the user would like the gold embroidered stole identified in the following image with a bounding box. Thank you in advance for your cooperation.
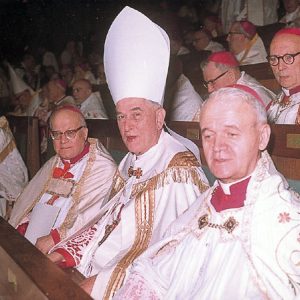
[103,151,208,299]
[0,117,16,163]
[238,33,258,65]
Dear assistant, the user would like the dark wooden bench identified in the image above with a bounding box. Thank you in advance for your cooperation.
[0,217,92,299]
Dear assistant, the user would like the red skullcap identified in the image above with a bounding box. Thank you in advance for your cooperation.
[208,51,239,67]
[274,27,300,37]
[229,84,266,109]
[56,104,84,118]
[240,21,256,39]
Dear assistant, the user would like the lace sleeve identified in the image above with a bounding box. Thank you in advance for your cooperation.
[113,272,159,300]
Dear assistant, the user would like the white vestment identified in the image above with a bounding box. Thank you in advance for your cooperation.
[237,71,275,107]
[43,51,59,72]
[204,40,225,53]
[79,92,108,119]
[280,6,300,27]
[115,151,300,300]
[238,0,279,26]
[0,116,28,217]
[51,130,209,299]
[169,74,203,121]
[235,35,268,65]
[9,138,116,241]
[267,90,300,124]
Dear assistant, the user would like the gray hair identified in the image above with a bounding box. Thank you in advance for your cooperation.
[200,87,267,124]
[200,60,238,73]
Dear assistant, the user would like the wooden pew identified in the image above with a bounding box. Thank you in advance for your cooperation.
[6,116,41,179]
[85,120,300,186]
[0,217,92,299]
[86,119,127,164]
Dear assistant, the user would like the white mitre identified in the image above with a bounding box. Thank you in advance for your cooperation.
[104,6,170,105]
[7,63,34,95]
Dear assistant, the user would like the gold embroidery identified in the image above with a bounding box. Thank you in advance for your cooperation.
[59,138,97,239]
[108,170,126,200]
[167,151,201,168]
[104,189,155,299]
[0,139,16,163]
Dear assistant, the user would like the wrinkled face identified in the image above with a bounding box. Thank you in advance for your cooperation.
[72,81,91,104]
[203,62,234,93]
[116,98,165,155]
[51,110,88,160]
[227,23,245,54]
[200,98,269,183]
[283,0,298,13]
[270,34,300,90]
[193,31,209,51]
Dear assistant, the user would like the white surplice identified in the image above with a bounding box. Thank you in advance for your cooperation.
[51,130,209,299]
[0,116,28,217]
[9,138,116,241]
[115,151,300,300]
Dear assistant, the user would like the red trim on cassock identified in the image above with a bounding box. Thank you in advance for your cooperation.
[55,248,76,268]
[50,229,61,244]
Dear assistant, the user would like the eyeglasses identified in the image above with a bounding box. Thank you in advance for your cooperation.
[267,51,300,66]
[203,71,228,89]
[50,126,85,140]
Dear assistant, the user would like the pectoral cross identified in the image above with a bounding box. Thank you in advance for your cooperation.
[128,166,143,179]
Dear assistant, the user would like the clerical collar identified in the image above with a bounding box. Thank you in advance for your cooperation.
[62,142,90,165]
[218,174,252,195]
[282,85,300,97]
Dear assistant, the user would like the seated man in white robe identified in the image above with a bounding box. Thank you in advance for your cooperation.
[227,21,267,65]
[115,87,300,300]
[72,79,108,119]
[193,51,275,121]
[267,28,300,124]
[9,105,116,254]
[164,56,203,121]
[0,116,28,218]
[47,7,209,299]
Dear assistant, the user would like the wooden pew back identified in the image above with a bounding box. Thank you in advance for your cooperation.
[0,217,92,299]
[6,116,41,179]
[87,120,300,183]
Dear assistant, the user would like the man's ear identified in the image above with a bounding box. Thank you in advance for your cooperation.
[83,127,89,141]
[156,107,166,130]
[258,123,271,151]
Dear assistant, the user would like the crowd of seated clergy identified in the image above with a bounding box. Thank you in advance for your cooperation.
[0,1,300,299]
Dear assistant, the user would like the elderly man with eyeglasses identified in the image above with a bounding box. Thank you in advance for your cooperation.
[193,51,275,121]
[267,28,300,124]
[9,105,116,254]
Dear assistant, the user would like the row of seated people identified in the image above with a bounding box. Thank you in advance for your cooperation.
[1,7,300,299]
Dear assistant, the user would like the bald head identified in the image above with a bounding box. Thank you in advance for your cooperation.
[72,79,92,104]
[270,33,300,89]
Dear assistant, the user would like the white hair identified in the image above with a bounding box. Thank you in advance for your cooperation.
[200,87,267,124]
